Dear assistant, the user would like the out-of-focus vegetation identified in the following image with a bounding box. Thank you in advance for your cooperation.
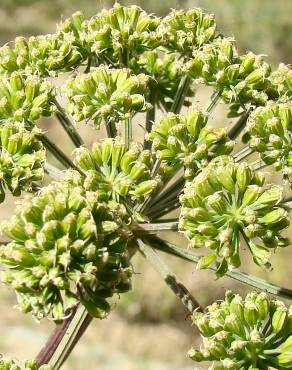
[0,1,291,369]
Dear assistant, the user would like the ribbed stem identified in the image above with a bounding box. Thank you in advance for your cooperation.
[54,98,84,148]
[148,236,292,301]
[205,91,221,113]
[36,305,92,369]
[148,200,180,220]
[137,239,202,313]
[39,135,77,169]
[106,121,117,138]
[171,75,191,114]
[144,90,156,150]
[228,114,248,140]
[136,221,179,232]
[124,117,132,150]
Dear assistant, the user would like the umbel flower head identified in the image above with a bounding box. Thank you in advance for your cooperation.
[179,156,289,275]
[189,291,292,370]
[73,138,161,205]
[0,171,132,320]
[147,108,234,180]
[130,50,195,111]
[0,122,45,200]
[159,8,217,55]
[0,31,84,77]
[83,3,161,63]
[187,41,275,116]
[0,357,51,370]
[65,65,150,126]
[270,63,292,98]
[0,72,54,123]
[245,100,292,184]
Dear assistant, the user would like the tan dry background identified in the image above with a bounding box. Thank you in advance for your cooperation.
[0,1,292,369]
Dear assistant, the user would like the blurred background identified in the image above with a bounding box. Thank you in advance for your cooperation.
[0,1,291,369]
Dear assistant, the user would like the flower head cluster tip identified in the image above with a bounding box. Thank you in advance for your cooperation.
[83,3,161,63]
[0,72,54,124]
[180,156,289,275]
[73,138,161,204]
[0,171,132,320]
[246,100,292,185]
[0,30,84,77]
[147,108,234,179]
[189,291,292,369]
[0,358,51,370]
[0,122,45,201]
[65,65,150,126]
[186,41,276,116]
[159,8,217,55]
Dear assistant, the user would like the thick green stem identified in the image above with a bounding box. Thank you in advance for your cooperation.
[124,117,132,150]
[54,98,84,148]
[147,176,184,213]
[36,305,92,369]
[251,158,267,171]
[106,121,117,138]
[171,75,191,114]
[137,239,202,313]
[148,200,180,220]
[136,221,179,232]
[144,90,156,150]
[44,163,63,179]
[228,114,248,140]
[147,236,292,301]
[234,146,254,162]
[205,91,221,113]
[39,135,77,169]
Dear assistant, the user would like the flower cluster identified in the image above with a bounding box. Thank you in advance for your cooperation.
[189,291,292,370]
[0,72,54,123]
[159,8,217,55]
[147,109,234,179]
[179,156,289,275]
[83,3,161,63]
[186,40,276,116]
[130,51,195,111]
[270,63,292,98]
[0,358,51,370]
[0,32,84,77]
[0,122,45,200]
[246,100,292,184]
[0,172,132,320]
[73,138,161,204]
[65,66,150,126]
